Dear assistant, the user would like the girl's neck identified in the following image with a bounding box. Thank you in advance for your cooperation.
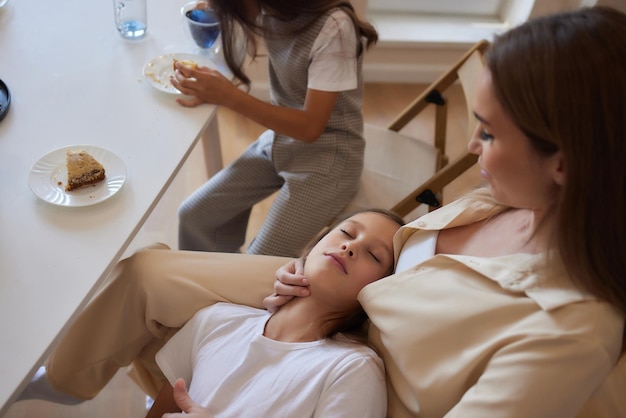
[263,298,333,343]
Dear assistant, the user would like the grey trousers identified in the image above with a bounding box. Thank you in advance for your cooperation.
[178,130,363,257]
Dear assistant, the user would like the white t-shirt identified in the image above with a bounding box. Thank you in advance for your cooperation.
[395,229,438,273]
[308,10,358,92]
[156,303,386,418]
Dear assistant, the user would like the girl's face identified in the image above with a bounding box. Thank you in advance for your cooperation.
[467,70,564,210]
[304,212,400,310]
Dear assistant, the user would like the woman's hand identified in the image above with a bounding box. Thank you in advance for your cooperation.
[170,64,239,108]
[263,258,310,313]
[162,379,215,418]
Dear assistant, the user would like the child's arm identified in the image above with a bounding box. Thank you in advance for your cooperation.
[171,67,339,143]
[145,381,180,418]
[222,86,339,143]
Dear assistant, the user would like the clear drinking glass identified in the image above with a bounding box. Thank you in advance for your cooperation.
[113,0,147,40]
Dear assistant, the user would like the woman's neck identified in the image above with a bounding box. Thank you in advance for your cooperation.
[263,298,335,343]
[437,207,555,257]
[511,207,555,254]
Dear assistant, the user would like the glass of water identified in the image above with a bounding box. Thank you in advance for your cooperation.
[113,0,147,40]
[181,1,220,54]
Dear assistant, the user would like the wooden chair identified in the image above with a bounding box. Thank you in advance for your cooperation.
[343,40,490,221]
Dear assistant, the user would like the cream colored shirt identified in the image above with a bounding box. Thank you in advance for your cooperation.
[359,197,624,418]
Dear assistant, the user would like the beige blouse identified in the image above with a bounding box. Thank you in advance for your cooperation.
[359,197,624,418]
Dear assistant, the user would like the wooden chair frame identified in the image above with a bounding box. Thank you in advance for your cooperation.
[387,40,490,217]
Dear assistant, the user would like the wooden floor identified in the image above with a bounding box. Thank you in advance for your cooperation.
[4,83,625,417]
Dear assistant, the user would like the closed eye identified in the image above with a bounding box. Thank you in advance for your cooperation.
[340,228,354,238]
[369,251,381,263]
[479,129,494,141]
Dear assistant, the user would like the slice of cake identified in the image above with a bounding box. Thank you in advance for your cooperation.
[65,149,106,191]
[172,58,198,71]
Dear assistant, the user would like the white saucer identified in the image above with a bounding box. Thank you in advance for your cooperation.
[143,52,219,94]
[28,145,127,207]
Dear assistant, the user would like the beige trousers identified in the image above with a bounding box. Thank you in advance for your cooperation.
[45,244,292,399]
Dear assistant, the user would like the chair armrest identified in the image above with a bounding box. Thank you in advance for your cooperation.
[391,151,478,216]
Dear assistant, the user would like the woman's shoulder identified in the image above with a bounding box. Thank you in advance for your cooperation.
[397,190,505,245]
[551,297,624,354]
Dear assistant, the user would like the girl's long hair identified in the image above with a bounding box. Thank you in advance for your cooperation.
[210,0,378,85]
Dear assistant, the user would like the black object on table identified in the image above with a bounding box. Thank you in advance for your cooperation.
[0,79,11,122]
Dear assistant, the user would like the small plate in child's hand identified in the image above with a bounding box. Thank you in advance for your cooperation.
[0,79,10,122]
[142,53,219,94]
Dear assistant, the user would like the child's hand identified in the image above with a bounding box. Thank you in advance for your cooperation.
[170,65,236,108]
[263,258,310,313]
[162,378,215,418]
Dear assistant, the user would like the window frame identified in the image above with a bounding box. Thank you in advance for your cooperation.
[367,0,509,19]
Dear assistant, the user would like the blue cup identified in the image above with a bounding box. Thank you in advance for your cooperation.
[181,2,220,50]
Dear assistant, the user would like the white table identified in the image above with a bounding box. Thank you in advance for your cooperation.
[0,0,225,413]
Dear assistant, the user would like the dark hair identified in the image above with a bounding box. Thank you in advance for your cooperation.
[305,208,404,345]
[210,0,378,85]
[485,6,626,315]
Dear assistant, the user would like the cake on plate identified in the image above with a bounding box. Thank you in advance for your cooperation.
[173,58,198,71]
[65,149,106,191]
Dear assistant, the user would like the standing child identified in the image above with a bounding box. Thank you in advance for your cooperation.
[172,0,378,257]
[145,209,403,417]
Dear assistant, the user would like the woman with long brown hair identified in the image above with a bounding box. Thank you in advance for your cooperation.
[269,6,626,417]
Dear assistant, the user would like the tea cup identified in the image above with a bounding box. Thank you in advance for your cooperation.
[181,1,220,51]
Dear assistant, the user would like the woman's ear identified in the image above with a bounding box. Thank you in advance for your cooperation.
[551,151,565,186]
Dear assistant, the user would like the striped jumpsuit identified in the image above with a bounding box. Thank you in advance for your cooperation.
[178,10,365,257]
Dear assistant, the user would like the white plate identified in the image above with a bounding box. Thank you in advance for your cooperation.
[143,53,219,94]
[28,145,127,207]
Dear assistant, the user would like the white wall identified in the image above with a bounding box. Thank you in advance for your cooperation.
[362,0,598,84]
[244,0,619,98]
